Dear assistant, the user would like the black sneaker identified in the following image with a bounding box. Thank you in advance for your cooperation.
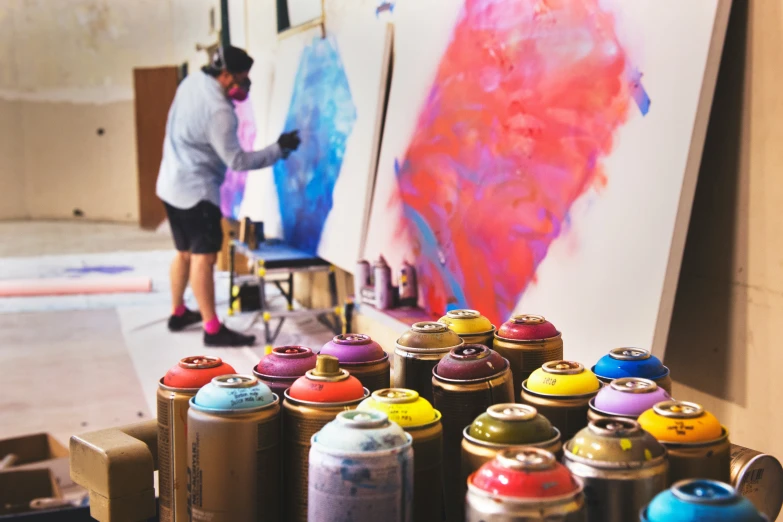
[204,324,257,347]
[167,309,203,332]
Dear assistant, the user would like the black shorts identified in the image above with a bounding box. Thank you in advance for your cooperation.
[163,200,224,254]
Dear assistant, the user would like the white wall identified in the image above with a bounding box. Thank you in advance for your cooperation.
[0,0,223,222]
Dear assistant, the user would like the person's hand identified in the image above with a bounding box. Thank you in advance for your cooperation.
[278,130,301,154]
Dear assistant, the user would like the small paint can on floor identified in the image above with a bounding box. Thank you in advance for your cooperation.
[432,344,515,522]
[252,345,317,398]
[320,333,390,392]
[358,388,443,522]
[466,447,586,522]
[438,309,496,347]
[730,444,783,521]
[638,400,731,485]
[282,355,369,522]
[592,347,672,395]
[493,314,564,400]
[563,418,668,522]
[462,403,562,499]
[157,356,236,522]
[308,410,413,522]
[587,377,671,422]
[393,321,463,403]
[520,361,602,441]
[641,479,769,522]
[187,374,280,522]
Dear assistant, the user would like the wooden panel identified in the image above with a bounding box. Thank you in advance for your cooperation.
[133,67,180,230]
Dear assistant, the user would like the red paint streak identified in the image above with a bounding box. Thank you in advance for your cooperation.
[393,0,633,325]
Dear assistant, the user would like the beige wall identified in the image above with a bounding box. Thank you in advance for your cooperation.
[0,99,26,220]
[665,0,783,463]
[0,0,222,222]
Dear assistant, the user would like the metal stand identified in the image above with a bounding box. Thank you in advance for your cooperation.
[227,240,353,351]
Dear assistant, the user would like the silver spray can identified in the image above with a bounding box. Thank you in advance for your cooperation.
[562,418,668,522]
[398,260,418,307]
[355,260,371,302]
[373,256,394,310]
[308,410,413,522]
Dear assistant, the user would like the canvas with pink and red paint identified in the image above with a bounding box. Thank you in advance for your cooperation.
[362,0,730,363]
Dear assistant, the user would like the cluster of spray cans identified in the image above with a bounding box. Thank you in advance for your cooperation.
[153,309,783,522]
[410,309,781,522]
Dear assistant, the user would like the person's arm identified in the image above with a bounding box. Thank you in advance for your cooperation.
[208,107,282,171]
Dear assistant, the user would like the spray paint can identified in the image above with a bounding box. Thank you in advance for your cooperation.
[187,374,280,522]
[355,260,371,301]
[393,321,463,403]
[587,377,672,422]
[373,256,393,309]
[253,346,317,398]
[730,445,783,521]
[466,447,586,522]
[438,309,496,346]
[563,418,667,522]
[462,403,562,501]
[398,260,418,307]
[157,356,236,522]
[282,355,369,522]
[592,347,672,395]
[638,400,730,485]
[520,361,602,441]
[320,333,390,392]
[308,410,413,522]
[493,314,564,399]
[358,388,443,522]
[432,344,515,522]
[641,479,769,522]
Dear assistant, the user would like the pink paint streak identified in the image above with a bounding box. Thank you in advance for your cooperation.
[393,0,634,326]
[220,98,257,218]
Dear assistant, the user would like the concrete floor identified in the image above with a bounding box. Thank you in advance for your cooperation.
[0,220,335,444]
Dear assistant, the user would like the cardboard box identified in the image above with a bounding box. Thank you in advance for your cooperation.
[0,468,61,516]
[0,433,73,493]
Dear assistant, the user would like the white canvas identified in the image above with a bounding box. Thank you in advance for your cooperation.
[363,0,731,365]
[257,3,391,271]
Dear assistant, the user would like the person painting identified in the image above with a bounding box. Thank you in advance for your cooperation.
[156,46,301,346]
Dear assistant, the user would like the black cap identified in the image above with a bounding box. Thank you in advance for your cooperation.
[213,46,254,74]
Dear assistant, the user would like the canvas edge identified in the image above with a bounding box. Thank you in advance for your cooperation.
[353,22,395,275]
[650,0,734,360]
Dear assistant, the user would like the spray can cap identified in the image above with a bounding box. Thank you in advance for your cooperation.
[609,347,652,361]
[487,403,538,421]
[609,377,658,394]
[653,400,704,418]
[178,355,222,369]
[543,360,584,375]
[306,354,349,382]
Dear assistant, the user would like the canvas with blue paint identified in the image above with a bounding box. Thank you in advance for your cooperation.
[273,36,357,254]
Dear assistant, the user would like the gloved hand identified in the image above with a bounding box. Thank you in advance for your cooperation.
[278,130,301,154]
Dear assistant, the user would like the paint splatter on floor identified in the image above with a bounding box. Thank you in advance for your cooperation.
[391,0,638,325]
[273,36,357,254]
[65,265,133,275]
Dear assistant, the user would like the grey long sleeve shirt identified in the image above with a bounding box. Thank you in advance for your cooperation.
[156,70,282,210]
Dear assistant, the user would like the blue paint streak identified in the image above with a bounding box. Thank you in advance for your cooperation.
[402,203,468,307]
[629,68,651,116]
[65,266,133,275]
[272,36,357,254]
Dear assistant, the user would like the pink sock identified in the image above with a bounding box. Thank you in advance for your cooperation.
[173,304,187,317]
[204,317,221,335]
